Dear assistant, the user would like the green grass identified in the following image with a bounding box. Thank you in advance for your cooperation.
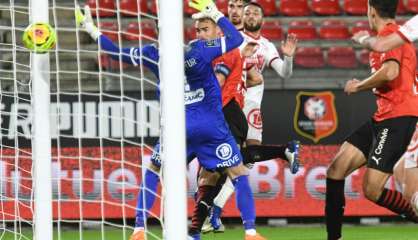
[1,225,417,240]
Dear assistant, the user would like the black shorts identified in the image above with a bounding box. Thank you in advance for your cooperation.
[223,99,248,147]
[346,116,417,173]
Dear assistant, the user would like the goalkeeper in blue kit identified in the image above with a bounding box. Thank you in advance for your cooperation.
[76,0,266,239]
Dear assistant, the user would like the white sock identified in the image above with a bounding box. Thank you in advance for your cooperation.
[412,192,418,212]
[213,177,235,208]
[245,229,257,236]
[133,227,144,233]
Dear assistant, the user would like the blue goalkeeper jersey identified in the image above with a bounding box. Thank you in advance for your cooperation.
[99,17,243,134]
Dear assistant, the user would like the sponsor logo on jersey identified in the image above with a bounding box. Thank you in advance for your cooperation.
[371,128,389,166]
[215,143,241,168]
[216,143,233,160]
[294,91,338,143]
[205,39,220,48]
[247,108,262,130]
[184,88,205,105]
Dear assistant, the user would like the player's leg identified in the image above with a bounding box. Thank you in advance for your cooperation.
[203,99,248,233]
[225,163,265,240]
[197,134,266,239]
[325,120,373,240]
[365,117,418,222]
[241,141,300,174]
[398,126,418,215]
[325,142,367,240]
[210,99,261,229]
[365,168,418,222]
[404,165,418,215]
[131,143,162,240]
[188,168,222,238]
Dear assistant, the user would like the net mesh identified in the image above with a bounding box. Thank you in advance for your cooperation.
[0,0,164,239]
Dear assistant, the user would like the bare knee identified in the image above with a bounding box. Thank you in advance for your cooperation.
[363,181,384,202]
[326,142,366,180]
[226,163,249,179]
[362,169,390,202]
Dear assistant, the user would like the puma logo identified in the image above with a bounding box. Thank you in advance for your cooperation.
[372,156,381,165]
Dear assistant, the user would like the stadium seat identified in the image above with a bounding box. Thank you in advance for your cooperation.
[351,20,374,35]
[327,47,357,68]
[343,0,368,15]
[319,20,350,40]
[295,47,325,68]
[358,49,370,66]
[257,0,278,16]
[279,0,310,16]
[123,21,157,41]
[287,20,317,40]
[311,0,341,16]
[149,0,158,15]
[185,25,196,41]
[119,0,147,16]
[397,0,407,14]
[216,0,229,14]
[87,0,116,17]
[98,22,119,42]
[260,20,282,41]
[406,0,418,13]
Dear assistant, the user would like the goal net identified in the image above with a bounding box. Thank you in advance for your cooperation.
[0,0,186,239]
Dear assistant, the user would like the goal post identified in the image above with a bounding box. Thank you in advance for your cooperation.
[159,0,187,239]
[29,0,53,240]
[1,0,188,239]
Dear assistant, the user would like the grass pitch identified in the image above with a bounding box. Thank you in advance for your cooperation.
[1,225,418,240]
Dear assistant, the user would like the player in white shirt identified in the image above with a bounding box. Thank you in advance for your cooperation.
[352,14,418,52]
[206,1,298,232]
[240,2,296,144]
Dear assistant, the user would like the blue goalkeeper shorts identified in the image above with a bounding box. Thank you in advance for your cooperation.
[150,124,243,171]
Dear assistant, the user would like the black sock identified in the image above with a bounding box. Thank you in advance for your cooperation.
[376,188,418,223]
[325,178,345,240]
[241,145,287,164]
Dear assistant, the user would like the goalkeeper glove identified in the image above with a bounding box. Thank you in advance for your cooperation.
[189,0,224,22]
[75,4,101,41]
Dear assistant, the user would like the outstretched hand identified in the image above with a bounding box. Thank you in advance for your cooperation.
[281,33,298,57]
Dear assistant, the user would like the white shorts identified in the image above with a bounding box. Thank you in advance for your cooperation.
[243,99,262,142]
[403,124,418,169]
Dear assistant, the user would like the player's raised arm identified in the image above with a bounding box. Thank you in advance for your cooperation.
[189,0,243,61]
[75,4,159,75]
[352,14,418,52]
[269,33,297,79]
[352,30,405,53]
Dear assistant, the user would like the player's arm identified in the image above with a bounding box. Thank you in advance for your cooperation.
[352,31,406,53]
[353,15,417,52]
[269,34,297,79]
[190,0,243,62]
[344,60,400,94]
[75,4,159,72]
[214,63,230,87]
[246,67,263,87]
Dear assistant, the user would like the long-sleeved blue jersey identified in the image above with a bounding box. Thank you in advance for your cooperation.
[99,17,244,170]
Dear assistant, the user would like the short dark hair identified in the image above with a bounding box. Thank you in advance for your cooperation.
[243,1,264,16]
[368,0,398,19]
[227,0,251,4]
